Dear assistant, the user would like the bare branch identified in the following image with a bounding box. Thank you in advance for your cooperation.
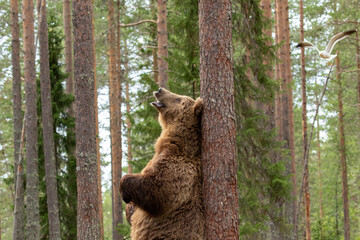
[120,19,156,27]
[294,52,338,238]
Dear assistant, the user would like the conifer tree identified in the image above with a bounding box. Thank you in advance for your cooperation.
[36,14,76,239]
[11,0,25,237]
[23,0,41,237]
[199,0,239,238]
[73,0,101,238]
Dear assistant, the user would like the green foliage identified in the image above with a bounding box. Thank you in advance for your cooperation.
[36,13,76,240]
[232,0,291,237]
[167,0,200,98]
[0,78,17,239]
[125,0,201,173]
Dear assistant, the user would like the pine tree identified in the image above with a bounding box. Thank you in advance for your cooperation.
[157,0,169,88]
[23,0,41,237]
[73,0,101,238]
[199,0,239,238]
[299,0,311,238]
[36,14,76,239]
[336,54,350,240]
[232,0,290,238]
[37,1,61,238]
[11,0,24,237]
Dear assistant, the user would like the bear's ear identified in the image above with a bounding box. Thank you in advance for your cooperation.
[193,98,203,116]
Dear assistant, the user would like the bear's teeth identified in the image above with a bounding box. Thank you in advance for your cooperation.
[151,102,166,108]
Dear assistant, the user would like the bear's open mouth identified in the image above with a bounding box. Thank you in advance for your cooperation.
[151,101,166,108]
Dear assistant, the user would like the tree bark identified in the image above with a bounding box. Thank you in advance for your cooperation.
[12,119,25,240]
[274,0,282,145]
[275,0,297,236]
[91,2,105,238]
[299,0,311,238]
[356,31,360,117]
[11,0,24,237]
[72,0,101,238]
[109,0,123,238]
[63,0,75,116]
[157,0,168,88]
[23,0,41,237]
[199,0,239,239]
[316,96,324,239]
[260,0,275,128]
[124,41,133,174]
[336,54,350,240]
[38,0,61,239]
[151,0,159,84]
[11,0,21,187]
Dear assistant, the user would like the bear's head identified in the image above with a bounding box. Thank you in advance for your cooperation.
[151,88,203,130]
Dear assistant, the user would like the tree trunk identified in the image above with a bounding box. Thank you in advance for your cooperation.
[299,0,311,238]
[316,97,324,239]
[109,0,123,238]
[38,0,61,239]
[275,0,297,237]
[274,0,282,145]
[199,0,239,239]
[356,31,360,117]
[72,0,101,238]
[336,54,350,240]
[23,0,41,237]
[11,0,25,237]
[157,0,168,88]
[12,119,25,240]
[11,0,21,187]
[91,2,105,238]
[63,0,74,115]
[260,0,275,129]
[124,40,133,174]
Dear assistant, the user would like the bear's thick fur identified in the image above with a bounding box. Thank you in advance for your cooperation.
[120,88,205,240]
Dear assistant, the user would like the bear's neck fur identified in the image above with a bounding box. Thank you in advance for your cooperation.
[154,124,201,159]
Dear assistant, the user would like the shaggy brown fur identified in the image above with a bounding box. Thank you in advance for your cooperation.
[120,88,205,240]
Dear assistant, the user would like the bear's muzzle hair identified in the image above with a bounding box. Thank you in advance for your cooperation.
[151,88,167,109]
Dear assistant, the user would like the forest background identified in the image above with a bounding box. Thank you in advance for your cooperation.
[0,0,359,239]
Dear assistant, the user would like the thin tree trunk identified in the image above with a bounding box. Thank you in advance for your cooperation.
[12,119,25,240]
[63,0,74,115]
[23,0,40,237]
[116,0,124,235]
[73,0,101,238]
[11,0,24,237]
[109,0,123,238]
[38,0,61,238]
[275,0,296,237]
[124,40,133,174]
[260,0,275,128]
[336,54,350,240]
[115,1,124,216]
[151,0,158,84]
[199,0,239,239]
[299,0,311,238]
[284,2,297,234]
[11,0,22,187]
[274,0,282,144]
[335,168,340,240]
[356,31,360,117]
[316,96,324,239]
[157,0,168,88]
[91,2,105,237]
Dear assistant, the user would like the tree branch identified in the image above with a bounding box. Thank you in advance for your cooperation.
[120,19,156,27]
[294,52,338,238]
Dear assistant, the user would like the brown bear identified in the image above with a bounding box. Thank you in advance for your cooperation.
[119,88,205,240]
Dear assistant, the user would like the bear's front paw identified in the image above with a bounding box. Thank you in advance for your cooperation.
[125,202,136,225]
[120,174,135,203]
